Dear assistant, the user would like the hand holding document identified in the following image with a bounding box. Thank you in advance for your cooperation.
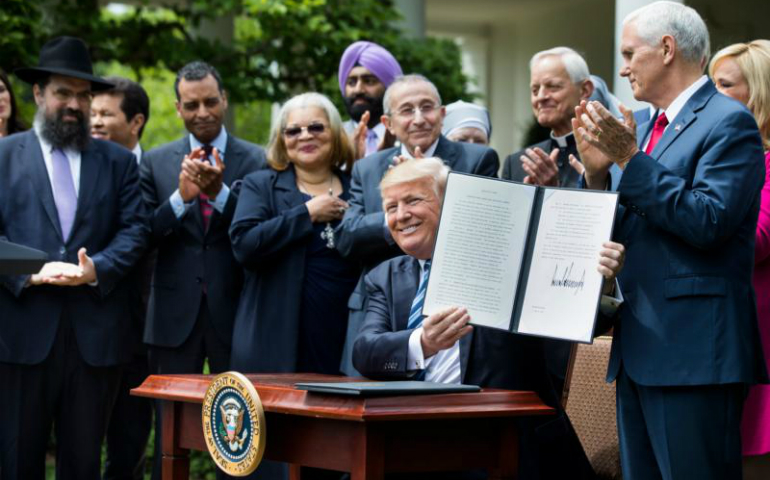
[423,173,619,343]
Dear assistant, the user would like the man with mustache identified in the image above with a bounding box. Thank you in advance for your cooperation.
[336,74,499,375]
[338,41,402,159]
[138,61,266,480]
[0,36,149,478]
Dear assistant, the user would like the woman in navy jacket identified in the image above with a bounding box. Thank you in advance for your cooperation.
[229,92,359,375]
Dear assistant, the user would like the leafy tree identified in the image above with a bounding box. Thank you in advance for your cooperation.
[1,0,473,107]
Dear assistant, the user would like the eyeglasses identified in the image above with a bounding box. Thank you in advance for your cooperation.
[394,104,439,119]
[283,123,327,138]
[51,88,93,104]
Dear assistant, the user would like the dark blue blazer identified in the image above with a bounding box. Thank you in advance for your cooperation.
[353,255,594,479]
[139,135,266,348]
[0,131,149,366]
[336,135,499,375]
[608,80,769,386]
[229,166,354,373]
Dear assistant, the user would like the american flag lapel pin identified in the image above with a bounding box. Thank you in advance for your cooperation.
[674,124,682,131]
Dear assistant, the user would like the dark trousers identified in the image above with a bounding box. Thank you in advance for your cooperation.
[148,295,231,480]
[103,352,153,480]
[0,315,121,480]
[616,367,745,480]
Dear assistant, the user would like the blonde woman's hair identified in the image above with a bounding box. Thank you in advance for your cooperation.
[709,39,770,149]
[379,157,450,198]
[267,92,354,171]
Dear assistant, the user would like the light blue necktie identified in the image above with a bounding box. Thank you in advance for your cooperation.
[51,148,77,240]
[407,259,431,330]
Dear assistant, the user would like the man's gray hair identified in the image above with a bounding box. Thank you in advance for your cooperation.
[624,1,710,67]
[380,157,450,198]
[530,47,591,84]
[383,74,442,115]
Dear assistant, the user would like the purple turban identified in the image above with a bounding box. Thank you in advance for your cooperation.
[338,41,403,96]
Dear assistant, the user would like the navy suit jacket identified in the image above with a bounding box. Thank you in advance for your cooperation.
[608,80,768,386]
[353,255,595,479]
[336,135,499,374]
[0,131,149,366]
[229,166,355,373]
[139,135,266,348]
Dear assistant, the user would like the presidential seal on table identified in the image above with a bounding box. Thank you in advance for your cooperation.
[202,372,266,476]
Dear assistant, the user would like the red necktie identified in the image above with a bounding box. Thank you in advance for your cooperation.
[199,145,214,231]
[645,113,669,154]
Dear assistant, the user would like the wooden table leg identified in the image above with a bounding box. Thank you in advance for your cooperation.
[288,464,302,480]
[350,424,384,480]
[488,419,519,480]
[161,400,190,480]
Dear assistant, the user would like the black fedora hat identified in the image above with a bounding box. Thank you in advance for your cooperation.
[15,36,114,91]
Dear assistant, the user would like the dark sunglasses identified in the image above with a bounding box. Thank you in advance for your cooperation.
[283,123,327,138]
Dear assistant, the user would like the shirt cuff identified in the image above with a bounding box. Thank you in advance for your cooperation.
[211,184,230,213]
[407,327,430,371]
[170,189,192,219]
[600,279,624,316]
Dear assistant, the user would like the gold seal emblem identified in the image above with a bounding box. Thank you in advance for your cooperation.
[202,372,266,476]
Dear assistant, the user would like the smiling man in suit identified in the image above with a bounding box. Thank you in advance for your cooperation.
[575,2,768,478]
[336,74,499,376]
[139,60,266,480]
[0,37,149,479]
[353,157,625,479]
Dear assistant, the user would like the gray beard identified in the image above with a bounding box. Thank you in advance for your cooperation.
[36,107,91,151]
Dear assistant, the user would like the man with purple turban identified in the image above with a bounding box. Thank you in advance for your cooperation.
[338,41,403,158]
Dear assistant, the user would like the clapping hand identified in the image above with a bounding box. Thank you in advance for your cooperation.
[30,248,97,286]
[181,147,226,198]
[521,147,560,186]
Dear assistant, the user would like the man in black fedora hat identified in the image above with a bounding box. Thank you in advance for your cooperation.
[0,36,149,479]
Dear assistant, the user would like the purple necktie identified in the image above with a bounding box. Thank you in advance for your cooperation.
[366,129,379,156]
[51,148,77,240]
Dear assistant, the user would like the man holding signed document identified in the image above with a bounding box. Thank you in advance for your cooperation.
[353,157,625,479]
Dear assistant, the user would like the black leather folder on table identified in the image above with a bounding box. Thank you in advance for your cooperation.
[0,240,48,275]
[295,381,481,397]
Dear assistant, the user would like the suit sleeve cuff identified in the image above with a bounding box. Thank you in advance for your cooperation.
[600,279,624,316]
[211,184,230,213]
[170,189,192,219]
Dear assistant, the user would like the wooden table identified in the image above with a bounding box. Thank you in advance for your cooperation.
[132,373,554,480]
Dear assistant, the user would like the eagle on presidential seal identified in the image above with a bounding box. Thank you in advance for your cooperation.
[218,397,249,452]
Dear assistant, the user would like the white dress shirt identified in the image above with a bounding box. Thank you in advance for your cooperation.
[642,75,709,150]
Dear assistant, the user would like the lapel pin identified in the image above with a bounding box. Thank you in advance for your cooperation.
[674,124,682,131]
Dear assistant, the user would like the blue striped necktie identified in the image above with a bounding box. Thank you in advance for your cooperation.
[407,259,431,330]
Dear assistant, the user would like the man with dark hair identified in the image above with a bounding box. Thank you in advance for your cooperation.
[91,76,149,160]
[139,60,266,480]
[338,41,403,159]
[0,36,148,479]
[90,75,154,480]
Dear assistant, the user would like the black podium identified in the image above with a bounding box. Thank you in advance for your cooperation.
[0,240,47,275]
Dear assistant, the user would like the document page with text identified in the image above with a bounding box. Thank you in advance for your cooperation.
[423,174,535,330]
[516,189,618,342]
